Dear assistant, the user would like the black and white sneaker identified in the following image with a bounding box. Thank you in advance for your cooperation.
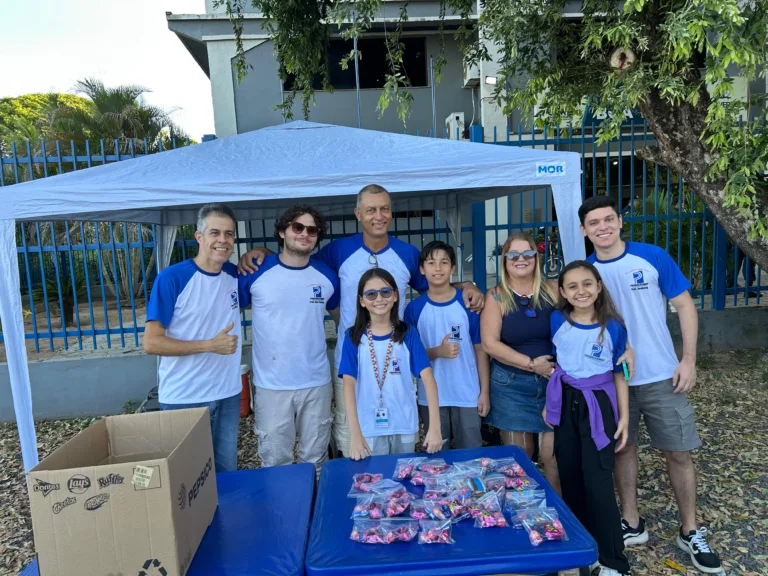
[621,517,649,546]
[676,527,722,574]
[590,564,629,576]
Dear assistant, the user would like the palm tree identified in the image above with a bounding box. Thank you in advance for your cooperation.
[56,78,188,154]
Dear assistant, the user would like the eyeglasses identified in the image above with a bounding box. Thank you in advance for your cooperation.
[519,296,537,318]
[368,253,378,268]
[290,222,319,237]
[362,287,394,301]
[504,250,537,261]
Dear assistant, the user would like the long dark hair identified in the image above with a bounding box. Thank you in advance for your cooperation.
[557,260,624,342]
[350,268,408,346]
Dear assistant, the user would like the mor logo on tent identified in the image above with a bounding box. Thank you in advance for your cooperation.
[535,162,566,177]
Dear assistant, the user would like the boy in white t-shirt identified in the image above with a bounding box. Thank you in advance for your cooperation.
[404,241,490,449]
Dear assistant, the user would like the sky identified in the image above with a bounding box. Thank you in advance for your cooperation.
[0,0,215,140]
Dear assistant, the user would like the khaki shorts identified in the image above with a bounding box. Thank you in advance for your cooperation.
[332,375,351,457]
[627,379,701,452]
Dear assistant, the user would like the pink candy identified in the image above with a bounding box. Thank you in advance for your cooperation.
[419,527,452,544]
[528,529,544,546]
[499,462,526,478]
[395,463,415,479]
[476,510,508,528]
[420,463,451,475]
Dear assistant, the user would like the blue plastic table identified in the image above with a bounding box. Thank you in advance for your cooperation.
[306,445,597,576]
[21,464,316,576]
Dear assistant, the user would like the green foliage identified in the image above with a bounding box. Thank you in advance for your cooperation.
[1,80,189,155]
[218,0,768,266]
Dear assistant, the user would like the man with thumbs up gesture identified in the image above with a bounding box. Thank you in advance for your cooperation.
[144,204,242,472]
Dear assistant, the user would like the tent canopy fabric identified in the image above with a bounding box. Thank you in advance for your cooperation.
[0,121,585,473]
[2,121,583,225]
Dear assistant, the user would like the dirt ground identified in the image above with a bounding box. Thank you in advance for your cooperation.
[1,350,767,575]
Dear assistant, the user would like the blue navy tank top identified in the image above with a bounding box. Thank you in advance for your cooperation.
[498,291,555,372]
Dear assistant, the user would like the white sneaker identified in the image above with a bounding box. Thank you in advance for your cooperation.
[590,565,628,576]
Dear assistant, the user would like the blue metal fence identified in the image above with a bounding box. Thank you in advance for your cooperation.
[1,125,763,354]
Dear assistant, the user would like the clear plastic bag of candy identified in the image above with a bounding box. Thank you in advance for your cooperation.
[349,518,420,544]
[452,461,487,479]
[351,491,413,519]
[445,487,475,522]
[518,507,568,546]
[505,475,539,493]
[351,495,384,519]
[392,457,427,480]
[454,457,495,475]
[409,499,430,520]
[494,457,526,478]
[483,473,507,492]
[348,478,405,497]
[418,519,454,544]
[410,458,453,486]
[470,490,508,528]
[504,489,547,526]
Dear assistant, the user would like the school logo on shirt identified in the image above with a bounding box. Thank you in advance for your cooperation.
[390,357,402,374]
[629,269,649,291]
[309,284,325,304]
[586,342,606,362]
[228,291,239,310]
[450,324,462,341]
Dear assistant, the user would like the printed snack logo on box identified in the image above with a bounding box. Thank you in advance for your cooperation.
[27,408,217,576]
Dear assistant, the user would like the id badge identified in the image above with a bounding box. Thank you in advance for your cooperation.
[375,407,389,429]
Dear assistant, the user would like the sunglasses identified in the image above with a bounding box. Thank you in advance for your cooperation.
[504,250,537,261]
[368,253,378,268]
[519,296,537,318]
[290,222,319,237]
[362,287,395,301]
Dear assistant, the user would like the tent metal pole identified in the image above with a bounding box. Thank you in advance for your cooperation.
[430,55,436,137]
[354,35,362,129]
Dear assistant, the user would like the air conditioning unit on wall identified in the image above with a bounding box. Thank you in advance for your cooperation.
[463,62,480,88]
[445,112,465,140]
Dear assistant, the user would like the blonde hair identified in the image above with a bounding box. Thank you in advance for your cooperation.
[494,231,556,315]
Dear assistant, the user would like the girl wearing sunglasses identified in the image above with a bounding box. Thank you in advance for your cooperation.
[480,231,562,493]
[338,268,443,459]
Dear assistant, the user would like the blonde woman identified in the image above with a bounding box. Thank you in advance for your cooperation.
[481,231,561,492]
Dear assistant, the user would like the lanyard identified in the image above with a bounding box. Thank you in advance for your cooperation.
[366,324,395,408]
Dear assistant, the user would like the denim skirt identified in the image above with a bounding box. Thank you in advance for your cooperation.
[483,361,549,433]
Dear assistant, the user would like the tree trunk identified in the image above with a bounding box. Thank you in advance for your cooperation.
[635,88,768,270]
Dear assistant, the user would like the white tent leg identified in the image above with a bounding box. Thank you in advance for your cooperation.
[0,219,39,471]
[550,183,586,264]
[153,224,177,392]
[156,225,177,272]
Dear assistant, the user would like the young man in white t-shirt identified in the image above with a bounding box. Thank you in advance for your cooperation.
[144,204,242,473]
[236,184,486,457]
[238,205,340,473]
[580,195,722,574]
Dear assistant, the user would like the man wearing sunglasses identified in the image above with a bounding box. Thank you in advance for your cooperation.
[238,184,485,457]
[238,205,340,474]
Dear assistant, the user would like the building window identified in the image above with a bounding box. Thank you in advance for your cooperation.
[283,37,428,91]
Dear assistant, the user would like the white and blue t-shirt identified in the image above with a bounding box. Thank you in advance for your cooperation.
[551,311,626,378]
[338,326,430,438]
[238,254,339,391]
[146,259,242,404]
[404,290,482,408]
[314,233,428,371]
[587,242,691,385]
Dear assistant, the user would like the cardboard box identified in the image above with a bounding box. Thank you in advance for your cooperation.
[27,408,218,576]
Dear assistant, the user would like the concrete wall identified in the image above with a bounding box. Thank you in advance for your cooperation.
[233,36,475,135]
[4,307,767,422]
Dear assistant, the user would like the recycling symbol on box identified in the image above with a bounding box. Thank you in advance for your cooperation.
[138,558,167,576]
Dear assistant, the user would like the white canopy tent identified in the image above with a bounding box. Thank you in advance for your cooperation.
[0,121,585,472]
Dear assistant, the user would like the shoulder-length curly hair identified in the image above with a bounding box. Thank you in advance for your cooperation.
[274,204,328,248]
